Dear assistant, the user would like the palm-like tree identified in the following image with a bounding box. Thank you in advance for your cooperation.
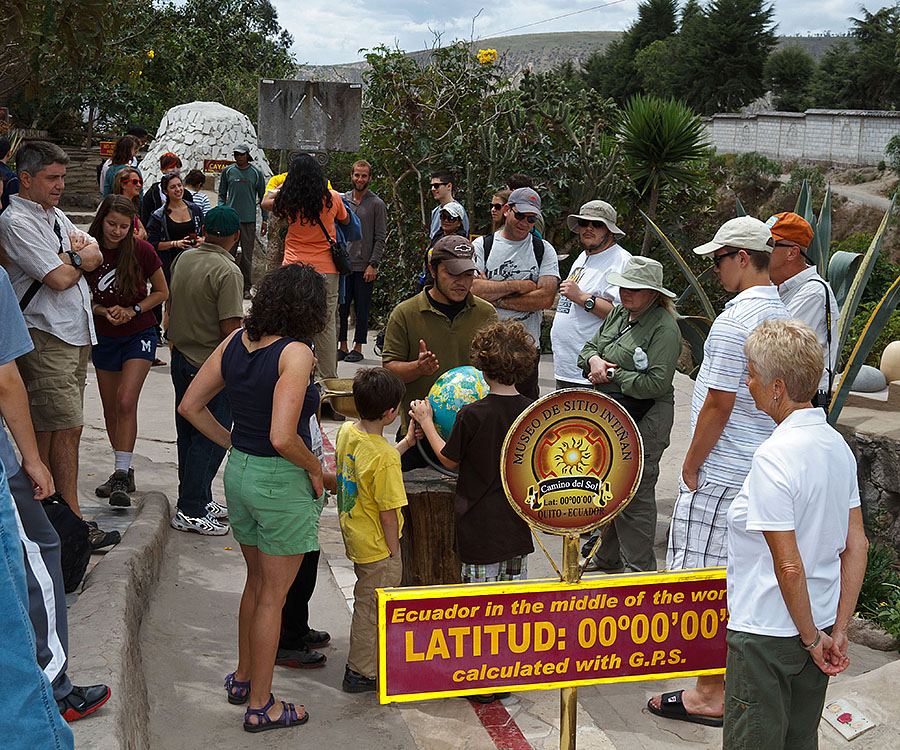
[618,94,708,254]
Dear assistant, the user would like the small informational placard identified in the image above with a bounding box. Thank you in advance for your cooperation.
[99,141,116,157]
[203,159,234,174]
[377,568,726,703]
[823,698,876,740]
[501,389,643,535]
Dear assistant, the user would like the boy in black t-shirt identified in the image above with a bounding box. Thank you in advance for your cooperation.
[410,320,536,584]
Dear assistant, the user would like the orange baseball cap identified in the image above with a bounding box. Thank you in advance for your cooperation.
[766,212,814,248]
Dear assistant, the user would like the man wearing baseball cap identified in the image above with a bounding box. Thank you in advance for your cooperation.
[472,187,560,399]
[767,212,839,407]
[382,235,496,469]
[168,205,244,535]
[550,200,632,389]
[649,216,789,726]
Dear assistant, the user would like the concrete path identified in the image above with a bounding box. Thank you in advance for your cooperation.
[64,340,898,749]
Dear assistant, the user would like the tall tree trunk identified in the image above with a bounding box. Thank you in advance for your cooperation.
[641,181,660,256]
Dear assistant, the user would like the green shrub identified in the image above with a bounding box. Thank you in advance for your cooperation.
[856,541,900,618]
[885,134,900,178]
[844,303,900,368]
[878,160,887,172]
[731,151,782,191]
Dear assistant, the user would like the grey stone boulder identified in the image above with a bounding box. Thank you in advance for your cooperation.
[848,616,898,651]
[852,365,888,393]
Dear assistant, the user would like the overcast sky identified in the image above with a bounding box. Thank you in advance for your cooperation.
[271,0,890,66]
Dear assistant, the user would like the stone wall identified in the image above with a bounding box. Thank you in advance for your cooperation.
[705,109,900,166]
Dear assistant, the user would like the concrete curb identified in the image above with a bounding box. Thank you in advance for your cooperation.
[68,492,171,750]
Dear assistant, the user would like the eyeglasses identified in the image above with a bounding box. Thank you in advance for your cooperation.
[439,211,459,221]
[121,178,143,186]
[513,211,538,224]
[490,203,504,211]
[577,219,605,229]
[712,250,742,268]
[430,182,447,190]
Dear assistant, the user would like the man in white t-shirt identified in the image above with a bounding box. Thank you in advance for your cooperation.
[550,200,632,389]
[766,212,839,409]
[649,216,790,727]
[472,187,559,399]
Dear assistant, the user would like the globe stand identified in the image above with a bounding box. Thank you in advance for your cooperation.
[416,439,458,478]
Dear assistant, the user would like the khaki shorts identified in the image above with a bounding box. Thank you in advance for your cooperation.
[16,329,89,432]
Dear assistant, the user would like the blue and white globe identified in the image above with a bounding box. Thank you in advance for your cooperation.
[427,366,489,439]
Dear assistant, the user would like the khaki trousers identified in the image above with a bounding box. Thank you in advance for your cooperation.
[313,273,340,381]
[348,552,403,678]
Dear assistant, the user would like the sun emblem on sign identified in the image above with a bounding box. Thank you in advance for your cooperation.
[535,423,608,480]
[555,437,592,474]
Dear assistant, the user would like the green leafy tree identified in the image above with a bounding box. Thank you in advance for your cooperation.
[851,5,900,109]
[679,0,777,114]
[634,38,681,98]
[763,46,815,111]
[809,41,862,109]
[618,94,709,254]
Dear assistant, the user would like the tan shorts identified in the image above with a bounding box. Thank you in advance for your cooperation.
[16,329,89,432]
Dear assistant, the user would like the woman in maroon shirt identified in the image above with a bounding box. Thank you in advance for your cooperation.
[86,195,169,505]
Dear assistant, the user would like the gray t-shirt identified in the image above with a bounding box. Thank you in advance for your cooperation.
[472,232,560,344]
[0,266,35,474]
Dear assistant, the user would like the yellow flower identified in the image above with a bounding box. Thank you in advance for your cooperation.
[147,50,155,59]
[476,48,498,64]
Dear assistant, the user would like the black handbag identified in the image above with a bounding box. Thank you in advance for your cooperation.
[315,217,352,276]
[604,392,655,423]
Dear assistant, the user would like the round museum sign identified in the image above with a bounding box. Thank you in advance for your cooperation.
[500,389,644,535]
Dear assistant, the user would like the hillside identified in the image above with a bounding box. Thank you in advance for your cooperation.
[295,31,847,83]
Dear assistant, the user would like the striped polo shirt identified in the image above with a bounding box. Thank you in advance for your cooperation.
[690,284,790,488]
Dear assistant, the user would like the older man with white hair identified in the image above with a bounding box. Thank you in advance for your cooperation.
[551,200,632,390]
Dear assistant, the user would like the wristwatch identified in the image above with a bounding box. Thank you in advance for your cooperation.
[583,295,596,311]
[132,304,142,315]
[66,250,82,268]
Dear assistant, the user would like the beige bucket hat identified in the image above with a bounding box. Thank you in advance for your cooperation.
[566,200,625,237]
[606,256,676,298]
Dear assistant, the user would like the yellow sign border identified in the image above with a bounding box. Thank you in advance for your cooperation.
[377,568,726,704]
[500,388,644,536]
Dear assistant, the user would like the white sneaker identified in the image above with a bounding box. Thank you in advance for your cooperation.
[206,500,229,520]
[170,510,229,536]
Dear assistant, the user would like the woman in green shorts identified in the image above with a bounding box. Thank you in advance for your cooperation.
[178,264,326,733]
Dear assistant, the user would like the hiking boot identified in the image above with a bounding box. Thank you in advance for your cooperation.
[342,665,376,693]
[58,684,111,722]
[275,646,326,669]
[107,470,132,507]
[206,500,229,520]
[85,521,121,551]
[170,510,229,536]
[95,467,135,498]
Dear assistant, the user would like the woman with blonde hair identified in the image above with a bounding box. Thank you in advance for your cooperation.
[721,318,867,749]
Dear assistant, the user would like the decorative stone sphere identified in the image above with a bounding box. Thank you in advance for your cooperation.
[139,101,272,185]
[881,341,900,383]
[852,364,887,393]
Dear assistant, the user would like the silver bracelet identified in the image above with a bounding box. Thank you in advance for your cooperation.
[800,629,821,651]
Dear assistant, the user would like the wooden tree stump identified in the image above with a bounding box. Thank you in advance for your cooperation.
[400,468,461,586]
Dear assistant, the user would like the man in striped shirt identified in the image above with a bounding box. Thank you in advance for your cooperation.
[649,216,790,727]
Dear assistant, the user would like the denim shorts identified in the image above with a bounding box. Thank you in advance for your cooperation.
[224,448,324,556]
[91,326,157,372]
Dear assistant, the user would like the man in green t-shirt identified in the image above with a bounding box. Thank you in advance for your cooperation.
[217,143,267,297]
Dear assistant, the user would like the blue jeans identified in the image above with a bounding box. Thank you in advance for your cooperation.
[171,347,232,518]
[0,464,74,748]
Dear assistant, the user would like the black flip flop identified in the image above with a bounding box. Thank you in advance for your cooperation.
[647,690,723,727]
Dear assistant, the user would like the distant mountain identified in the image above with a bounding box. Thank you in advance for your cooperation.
[295,31,848,83]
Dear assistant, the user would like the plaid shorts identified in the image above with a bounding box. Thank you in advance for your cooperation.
[666,478,738,570]
[461,555,528,583]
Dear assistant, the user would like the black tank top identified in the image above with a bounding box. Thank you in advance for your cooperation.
[221,331,319,457]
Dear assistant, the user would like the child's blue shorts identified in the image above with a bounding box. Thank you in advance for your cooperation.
[91,326,157,372]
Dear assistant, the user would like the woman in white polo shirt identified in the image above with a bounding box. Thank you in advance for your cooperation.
[723,318,868,749]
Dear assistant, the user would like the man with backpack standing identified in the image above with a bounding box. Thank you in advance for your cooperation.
[472,187,559,399]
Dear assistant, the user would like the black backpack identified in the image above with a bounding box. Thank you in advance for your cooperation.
[41,493,92,593]
[482,231,545,269]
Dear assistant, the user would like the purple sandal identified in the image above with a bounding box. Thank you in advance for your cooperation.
[224,672,250,705]
[243,693,309,733]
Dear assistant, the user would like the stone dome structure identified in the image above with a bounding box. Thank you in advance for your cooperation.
[140,101,273,185]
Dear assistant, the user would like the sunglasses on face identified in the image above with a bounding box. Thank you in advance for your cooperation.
[712,250,742,267]
[513,211,537,224]
[577,219,606,229]
[121,178,143,186]
[430,182,447,189]
[490,203,504,211]
[440,211,459,221]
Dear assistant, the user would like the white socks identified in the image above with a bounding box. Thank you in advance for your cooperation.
[114,451,133,473]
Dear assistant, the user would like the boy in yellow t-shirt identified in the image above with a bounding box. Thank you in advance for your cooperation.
[332,367,416,693]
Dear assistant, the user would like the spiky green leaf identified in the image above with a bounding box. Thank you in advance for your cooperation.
[829,272,900,424]
[641,210,716,320]
[677,316,713,378]
[814,185,832,276]
[836,195,895,356]
[735,194,746,217]
[827,250,863,309]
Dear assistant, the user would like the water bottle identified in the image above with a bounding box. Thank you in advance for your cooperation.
[633,347,648,371]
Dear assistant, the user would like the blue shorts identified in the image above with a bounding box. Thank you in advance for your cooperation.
[91,326,157,372]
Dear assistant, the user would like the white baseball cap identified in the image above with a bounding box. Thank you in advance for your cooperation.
[693,216,773,257]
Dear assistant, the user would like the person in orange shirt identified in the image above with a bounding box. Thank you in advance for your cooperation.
[262,155,350,381]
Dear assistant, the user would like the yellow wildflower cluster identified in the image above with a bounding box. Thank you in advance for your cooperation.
[147,50,155,59]
[476,48,498,64]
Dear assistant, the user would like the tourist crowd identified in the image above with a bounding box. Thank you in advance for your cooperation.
[0,128,865,747]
